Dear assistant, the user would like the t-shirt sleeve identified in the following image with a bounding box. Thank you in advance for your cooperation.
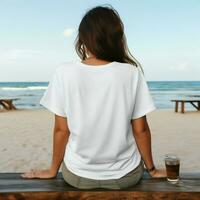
[131,68,156,119]
[39,69,67,117]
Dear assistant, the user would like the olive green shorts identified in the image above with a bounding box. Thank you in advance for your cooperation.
[61,160,144,190]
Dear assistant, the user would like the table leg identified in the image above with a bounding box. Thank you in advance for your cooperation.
[181,102,185,113]
[0,100,17,110]
[8,101,17,110]
[0,101,9,110]
[175,102,178,112]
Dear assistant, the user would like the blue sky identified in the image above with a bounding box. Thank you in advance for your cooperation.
[0,0,199,81]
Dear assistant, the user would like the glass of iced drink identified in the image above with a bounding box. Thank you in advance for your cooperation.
[165,154,180,183]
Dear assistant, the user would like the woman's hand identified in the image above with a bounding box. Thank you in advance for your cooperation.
[149,168,167,178]
[21,168,57,179]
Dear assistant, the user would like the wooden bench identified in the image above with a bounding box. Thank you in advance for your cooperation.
[0,98,19,110]
[171,99,200,113]
[0,172,199,200]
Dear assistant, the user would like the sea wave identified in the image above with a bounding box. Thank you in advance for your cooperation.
[151,90,200,94]
[0,86,47,91]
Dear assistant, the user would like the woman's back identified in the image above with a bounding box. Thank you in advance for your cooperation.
[40,60,155,180]
[21,5,167,188]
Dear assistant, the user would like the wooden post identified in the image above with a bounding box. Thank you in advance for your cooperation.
[198,102,200,110]
[181,101,185,113]
[0,99,19,110]
[175,101,178,112]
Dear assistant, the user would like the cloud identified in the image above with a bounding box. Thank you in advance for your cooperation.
[169,62,190,72]
[63,28,75,37]
[0,49,44,65]
[9,49,43,60]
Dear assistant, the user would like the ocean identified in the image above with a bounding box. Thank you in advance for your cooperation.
[0,81,200,110]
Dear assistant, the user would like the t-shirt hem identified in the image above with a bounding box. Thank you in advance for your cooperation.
[40,99,67,118]
[63,155,142,180]
[131,105,156,120]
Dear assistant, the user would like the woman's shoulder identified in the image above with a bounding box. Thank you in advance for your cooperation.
[126,64,145,86]
[55,60,77,74]
[117,62,139,72]
[124,63,141,79]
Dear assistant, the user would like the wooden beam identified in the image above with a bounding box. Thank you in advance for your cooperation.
[1,191,200,200]
[190,102,199,110]
[0,172,200,200]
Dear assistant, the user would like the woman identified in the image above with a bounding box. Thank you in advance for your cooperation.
[21,5,166,189]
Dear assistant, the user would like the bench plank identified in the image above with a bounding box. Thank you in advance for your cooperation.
[0,172,200,199]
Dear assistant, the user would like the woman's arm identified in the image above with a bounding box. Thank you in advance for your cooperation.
[21,114,70,179]
[50,114,70,175]
[131,116,166,178]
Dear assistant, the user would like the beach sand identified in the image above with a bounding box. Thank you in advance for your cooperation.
[0,109,199,173]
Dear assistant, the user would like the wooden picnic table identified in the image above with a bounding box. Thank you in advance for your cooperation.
[0,172,199,199]
[0,98,19,110]
[171,99,200,113]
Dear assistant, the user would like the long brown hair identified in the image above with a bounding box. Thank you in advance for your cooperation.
[74,4,142,69]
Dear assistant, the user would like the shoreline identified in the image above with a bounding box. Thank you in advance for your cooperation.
[0,108,199,173]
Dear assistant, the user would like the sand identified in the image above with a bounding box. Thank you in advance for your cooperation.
[0,108,199,173]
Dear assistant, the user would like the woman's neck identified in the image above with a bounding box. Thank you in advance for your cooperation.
[82,57,111,66]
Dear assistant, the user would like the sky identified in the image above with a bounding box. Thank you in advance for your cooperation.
[0,0,199,81]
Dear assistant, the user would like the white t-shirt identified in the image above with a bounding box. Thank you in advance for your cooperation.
[40,60,156,180]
